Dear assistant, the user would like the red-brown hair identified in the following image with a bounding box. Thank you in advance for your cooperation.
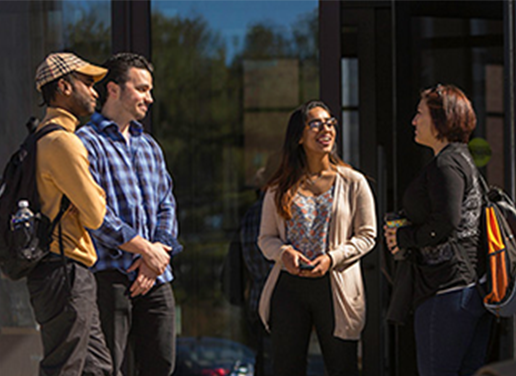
[421,84,476,143]
[266,100,349,220]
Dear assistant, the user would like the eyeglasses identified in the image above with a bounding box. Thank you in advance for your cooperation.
[307,117,337,131]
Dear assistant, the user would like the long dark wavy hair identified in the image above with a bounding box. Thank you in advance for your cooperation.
[266,100,349,220]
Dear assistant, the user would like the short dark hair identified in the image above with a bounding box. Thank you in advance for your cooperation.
[97,53,154,106]
[40,73,73,106]
[421,84,476,143]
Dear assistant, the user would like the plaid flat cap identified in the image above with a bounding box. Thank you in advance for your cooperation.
[35,52,107,91]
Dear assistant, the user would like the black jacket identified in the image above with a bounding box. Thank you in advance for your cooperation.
[387,143,482,324]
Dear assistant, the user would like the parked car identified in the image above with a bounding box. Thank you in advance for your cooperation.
[173,336,255,376]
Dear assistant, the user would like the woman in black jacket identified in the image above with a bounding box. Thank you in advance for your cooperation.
[384,84,492,376]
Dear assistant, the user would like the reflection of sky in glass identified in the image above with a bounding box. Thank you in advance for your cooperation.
[63,0,110,25]
[152,0,317,63]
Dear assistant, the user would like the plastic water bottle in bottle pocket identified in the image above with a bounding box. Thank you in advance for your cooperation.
[11,200,39,260]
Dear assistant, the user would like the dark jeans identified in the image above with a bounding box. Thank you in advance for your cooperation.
[270,272,358,376]
[27,259,113,376]
[414,285,493,376]
[95,270,176,376]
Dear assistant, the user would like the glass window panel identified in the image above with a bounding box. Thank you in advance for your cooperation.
[342,110,360,168]
[342,57,359,108]
[412,16,503,186]
[341,54,359,168]
[151,0,319,372]
[0,1,111,374]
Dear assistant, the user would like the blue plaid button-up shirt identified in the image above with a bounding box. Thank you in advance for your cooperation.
[77,112,179,284]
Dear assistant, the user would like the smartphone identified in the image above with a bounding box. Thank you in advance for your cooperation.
[299,261,315,270]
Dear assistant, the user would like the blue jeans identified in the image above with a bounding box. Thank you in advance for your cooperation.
[414,285,493,376]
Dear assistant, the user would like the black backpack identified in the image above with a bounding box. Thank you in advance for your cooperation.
[0,121,69,280]
[475,180,516,317]
[459,150,516,317]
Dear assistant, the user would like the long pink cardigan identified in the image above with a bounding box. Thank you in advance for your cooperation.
[257,166,377,340]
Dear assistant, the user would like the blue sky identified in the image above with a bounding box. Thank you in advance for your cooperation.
[152,0,317,27]
[152,0,318,62]
[62,0,317,63]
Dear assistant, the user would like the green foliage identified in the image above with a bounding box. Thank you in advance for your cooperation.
[151,11,243,227]
[63,4,111,65]
[150,9,319,310]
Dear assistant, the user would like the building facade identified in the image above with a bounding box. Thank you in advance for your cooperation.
[0,1,514,375]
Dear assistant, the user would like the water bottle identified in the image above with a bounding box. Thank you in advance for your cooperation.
[12,200,34,226]
[11,200,35,254]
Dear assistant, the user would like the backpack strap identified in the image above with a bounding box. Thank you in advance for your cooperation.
[34,122,70,236]
[56,196,71,291]
[33,123,66,141]
[34,123,72,290]
[475,170,491,197]
[33,122,69,233]
[48,195,70,236]
[455,150,487,296]
[44,190,72,291]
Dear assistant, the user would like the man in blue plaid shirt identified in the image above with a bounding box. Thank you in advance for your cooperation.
[77,53,180,376]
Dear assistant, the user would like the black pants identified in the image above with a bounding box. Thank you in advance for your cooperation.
[27,259,113,376]
[270,272,359,376]
[95,270,176,376]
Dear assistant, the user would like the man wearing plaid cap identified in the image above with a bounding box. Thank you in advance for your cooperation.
[28,52,113,375]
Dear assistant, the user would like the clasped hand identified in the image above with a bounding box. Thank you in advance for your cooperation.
[127,242,171,297]
[281,248,332,277]
[142,242,171,275]
[383,225,401,255]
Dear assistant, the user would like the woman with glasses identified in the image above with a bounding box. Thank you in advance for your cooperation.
[384,84,492,376]
[257,100,376,376]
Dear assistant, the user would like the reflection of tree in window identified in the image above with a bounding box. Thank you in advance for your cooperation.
[63,1,111,64]
[149,5,319,341]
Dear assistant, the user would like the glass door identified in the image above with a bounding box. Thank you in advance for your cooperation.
[393,1,505,374]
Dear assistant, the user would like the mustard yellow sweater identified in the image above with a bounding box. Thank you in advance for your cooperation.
[36,107,106,267]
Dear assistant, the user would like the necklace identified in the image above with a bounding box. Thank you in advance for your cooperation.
[305,171,324,185]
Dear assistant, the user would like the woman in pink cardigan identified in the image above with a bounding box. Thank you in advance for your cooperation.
[257,100,377,376]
